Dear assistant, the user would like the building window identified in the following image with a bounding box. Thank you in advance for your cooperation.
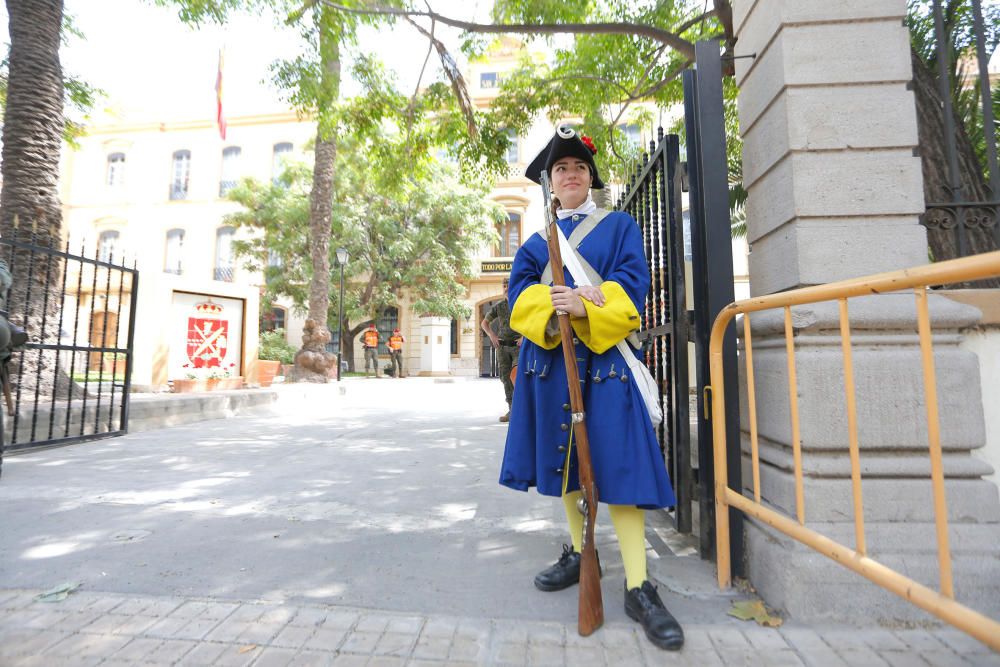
[503,129,518,164]
[214,226,235,281]
[219,146,241,196]
[107,153,125,187]
[164,228,184,275]
[261,306,286,333]
[450,319,459,356]
[495,212,521,257]
[272,142,293,185]
[480,71,499,89]
[375,306,399,356]
[170,149,191,200]
[97,230,120,263]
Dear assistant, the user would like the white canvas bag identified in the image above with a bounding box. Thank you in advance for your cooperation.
[555,227,664,427]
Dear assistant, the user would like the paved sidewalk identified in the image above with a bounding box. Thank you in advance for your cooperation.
[1,587,998,666]
[2,380,998,666]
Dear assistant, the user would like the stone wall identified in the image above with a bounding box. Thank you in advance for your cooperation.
[732,0,1000,624]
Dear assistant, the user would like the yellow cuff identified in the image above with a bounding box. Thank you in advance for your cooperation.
[570,281,641,354]
[511,284,561,349]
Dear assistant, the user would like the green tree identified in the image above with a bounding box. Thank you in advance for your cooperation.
[226,142,503,370]
[326,0,1000,263]
[156,0,512,379]
[321,0,747,234]
[323,1,737,188]
[0,0,69,399]
[0,0,66,248]
[156,0,386,380]
[0,2,104,398]
[907,0,1000,267]
[0,13,104,149]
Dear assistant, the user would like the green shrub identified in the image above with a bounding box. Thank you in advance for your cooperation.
[259,329,298,364]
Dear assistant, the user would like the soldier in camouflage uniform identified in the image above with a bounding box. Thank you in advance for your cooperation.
[481,279,520,423]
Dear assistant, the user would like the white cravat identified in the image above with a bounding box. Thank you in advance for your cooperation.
[557,194,597,220]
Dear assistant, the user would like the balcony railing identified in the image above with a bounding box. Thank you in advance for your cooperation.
[213,266,234,282]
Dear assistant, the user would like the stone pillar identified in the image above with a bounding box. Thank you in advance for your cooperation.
[732,0,1000,622]
[418,316,451,376]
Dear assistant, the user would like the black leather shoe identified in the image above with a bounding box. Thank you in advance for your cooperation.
[533,544,601,592]
[624,580,684,650]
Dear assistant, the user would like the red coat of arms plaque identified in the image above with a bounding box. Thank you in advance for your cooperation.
[187,301,229,367]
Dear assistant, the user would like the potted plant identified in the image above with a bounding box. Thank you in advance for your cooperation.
[258,329,297,387]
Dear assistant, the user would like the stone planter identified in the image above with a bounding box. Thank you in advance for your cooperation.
[171,376,244,393]
[257,359,281,387]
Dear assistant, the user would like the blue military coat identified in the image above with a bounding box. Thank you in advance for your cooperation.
[498,210,676,509]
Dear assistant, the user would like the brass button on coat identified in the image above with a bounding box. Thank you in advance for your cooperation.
[563,403,571,411]
[558,445,567,452]
[560,423,569,431]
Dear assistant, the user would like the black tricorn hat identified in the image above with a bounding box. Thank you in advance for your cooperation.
[525,125,605,190]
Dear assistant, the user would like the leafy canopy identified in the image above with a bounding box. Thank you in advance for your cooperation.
[228,146,503,324]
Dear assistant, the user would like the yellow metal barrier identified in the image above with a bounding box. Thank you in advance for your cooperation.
[710,250,1000,651]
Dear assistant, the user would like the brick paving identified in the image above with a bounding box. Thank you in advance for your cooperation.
[1,588,997,666]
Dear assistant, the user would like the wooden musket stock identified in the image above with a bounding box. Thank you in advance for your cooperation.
[539,170,604,636]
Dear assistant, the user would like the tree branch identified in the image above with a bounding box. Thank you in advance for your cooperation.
[318,0,697,59]
[537,74,635,98]
[403,14,478,137]
[714,0,735,45]
[675,8,716,35]
[631,58,692,99]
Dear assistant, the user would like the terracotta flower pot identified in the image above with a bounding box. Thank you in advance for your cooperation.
[257,359,281,387]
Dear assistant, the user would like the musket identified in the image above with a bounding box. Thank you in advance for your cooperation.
[539,169,604,636]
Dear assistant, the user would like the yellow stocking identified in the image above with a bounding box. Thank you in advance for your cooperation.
[561,491,584,553]
[608,504,647,589]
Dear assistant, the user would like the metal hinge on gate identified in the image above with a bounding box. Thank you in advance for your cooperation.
[703,386,712,421]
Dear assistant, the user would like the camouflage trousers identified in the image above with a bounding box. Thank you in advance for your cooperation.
[364,348,379,374]
[388,349,403,377]
[497,343,518,408]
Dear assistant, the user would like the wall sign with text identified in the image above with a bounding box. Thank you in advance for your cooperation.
[481,260,513,274]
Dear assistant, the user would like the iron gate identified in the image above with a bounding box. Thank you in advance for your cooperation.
[615,130,691,534]
[1,230,137,461]
[615,41,743,573]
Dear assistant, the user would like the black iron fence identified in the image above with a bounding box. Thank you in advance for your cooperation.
[615,128,692,535]
[920,0,999,259]
[612,42,744,573]
[1,231,137,455]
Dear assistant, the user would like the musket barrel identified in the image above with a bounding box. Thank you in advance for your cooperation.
[539,170,604,635]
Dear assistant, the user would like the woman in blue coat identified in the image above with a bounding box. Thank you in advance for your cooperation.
[498,126,684,651]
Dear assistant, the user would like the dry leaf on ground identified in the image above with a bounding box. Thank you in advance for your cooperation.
[727,599,782,627]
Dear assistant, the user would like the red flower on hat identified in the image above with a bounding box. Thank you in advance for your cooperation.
[580,135,597,155]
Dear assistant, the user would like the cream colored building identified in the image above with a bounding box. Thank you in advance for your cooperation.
[59,112,316,388]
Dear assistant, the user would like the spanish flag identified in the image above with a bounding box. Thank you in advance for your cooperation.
[215,48,227,140]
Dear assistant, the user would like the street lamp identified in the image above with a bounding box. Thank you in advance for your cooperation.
[335,247,349,381]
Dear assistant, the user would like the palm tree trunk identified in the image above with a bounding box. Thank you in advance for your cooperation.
[0,0,68,398]
[1,0,65,272]
[290,14,340,382]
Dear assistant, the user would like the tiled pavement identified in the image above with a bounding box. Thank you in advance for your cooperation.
[1,588,997,666]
